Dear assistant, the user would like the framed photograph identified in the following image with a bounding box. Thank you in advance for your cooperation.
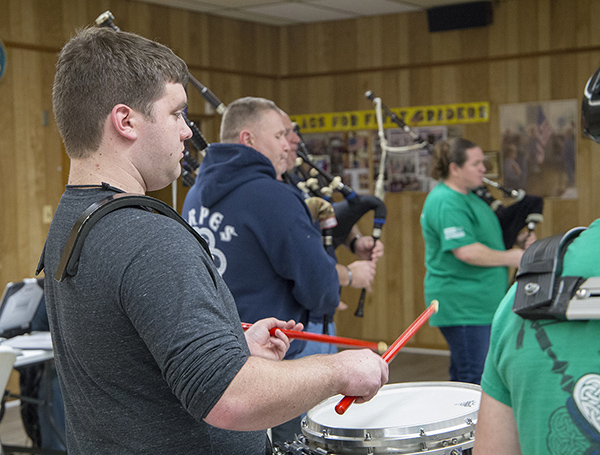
[499,100,578,198]
[484,151,500,179]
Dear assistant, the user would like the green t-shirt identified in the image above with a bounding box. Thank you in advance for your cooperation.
[481,219,600,454]
[421,182,508,326]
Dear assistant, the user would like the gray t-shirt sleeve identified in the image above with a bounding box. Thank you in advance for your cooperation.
[117,213,249,420]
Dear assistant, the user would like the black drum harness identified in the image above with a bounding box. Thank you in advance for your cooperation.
[513,226,600,321]
[37,188,211,280]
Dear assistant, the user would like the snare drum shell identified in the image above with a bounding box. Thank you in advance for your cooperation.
[302,381,480,454]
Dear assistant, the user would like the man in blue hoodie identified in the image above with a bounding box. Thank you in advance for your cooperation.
[183,97,342,360]
[183,96,362,445]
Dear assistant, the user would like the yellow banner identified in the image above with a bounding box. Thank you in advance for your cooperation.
[290,101,489,133]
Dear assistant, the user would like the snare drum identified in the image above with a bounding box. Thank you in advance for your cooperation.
[300,381,481,454]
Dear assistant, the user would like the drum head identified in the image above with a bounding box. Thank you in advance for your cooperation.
[302,381,480,454]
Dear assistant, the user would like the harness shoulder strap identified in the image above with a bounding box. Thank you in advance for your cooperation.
[513,226,587,320]
[37,193,210,282]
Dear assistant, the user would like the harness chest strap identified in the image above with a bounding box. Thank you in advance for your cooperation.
[37,193,211,282]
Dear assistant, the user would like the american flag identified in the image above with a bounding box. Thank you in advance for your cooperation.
[536,107,552,164]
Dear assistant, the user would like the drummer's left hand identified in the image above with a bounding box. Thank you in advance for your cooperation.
[244,318,303,361]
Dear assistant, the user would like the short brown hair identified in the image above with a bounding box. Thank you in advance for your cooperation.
[430,137,478,180]
[219,97,281,143]
[52,27,189,158]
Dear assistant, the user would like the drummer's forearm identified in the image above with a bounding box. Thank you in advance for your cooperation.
[204,356,341,431]
[205,351,388,431]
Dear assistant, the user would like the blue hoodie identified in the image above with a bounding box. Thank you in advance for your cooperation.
[182,143,340,358]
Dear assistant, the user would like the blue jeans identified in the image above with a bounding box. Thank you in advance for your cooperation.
[297,320,338,356]
[271,320,337,446]
[439,325,491,385]
[38,363,66,450]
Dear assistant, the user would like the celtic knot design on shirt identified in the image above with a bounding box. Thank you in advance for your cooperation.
[547,407,588,455]
[528,321,600,454]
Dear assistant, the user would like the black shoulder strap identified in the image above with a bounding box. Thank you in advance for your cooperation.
[513,226,587,320]
[37,193,210,282]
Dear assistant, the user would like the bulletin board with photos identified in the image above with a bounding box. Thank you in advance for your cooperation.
[300,131,371,194]
[299,126,453,195]
[376,126,448,193]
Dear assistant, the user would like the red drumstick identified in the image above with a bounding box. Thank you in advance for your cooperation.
[334,300,439,415]
[241,323,388,354]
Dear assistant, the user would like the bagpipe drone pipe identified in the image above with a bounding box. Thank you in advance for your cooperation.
[95,11,220,187]
[475,177,544,250]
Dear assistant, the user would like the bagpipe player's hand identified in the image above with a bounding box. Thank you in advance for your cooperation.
[523,231,537,250]
[337,300,349,311]
[514,229,537,250]
[506,248,525,269]
[354,237,384,262]
[347,260,376,291]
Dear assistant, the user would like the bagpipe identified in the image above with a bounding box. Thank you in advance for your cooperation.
[475,177,544,249]
[95,11,219,188]
[287,126,387,318]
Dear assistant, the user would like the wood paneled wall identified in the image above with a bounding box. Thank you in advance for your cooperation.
[1,0,599,351]
[0,0,279,288]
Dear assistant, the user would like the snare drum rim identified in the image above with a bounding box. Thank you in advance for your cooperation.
[302,381,480,452]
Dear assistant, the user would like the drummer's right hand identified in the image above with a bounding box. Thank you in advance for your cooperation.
[332,349,389,403]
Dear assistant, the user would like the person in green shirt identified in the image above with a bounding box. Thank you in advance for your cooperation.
[474,64,600,455]
[421,137,529,384]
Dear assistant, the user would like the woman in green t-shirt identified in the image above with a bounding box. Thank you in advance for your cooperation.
[421,138,527,384]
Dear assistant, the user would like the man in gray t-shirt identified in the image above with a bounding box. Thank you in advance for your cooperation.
[43,26,388,454]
